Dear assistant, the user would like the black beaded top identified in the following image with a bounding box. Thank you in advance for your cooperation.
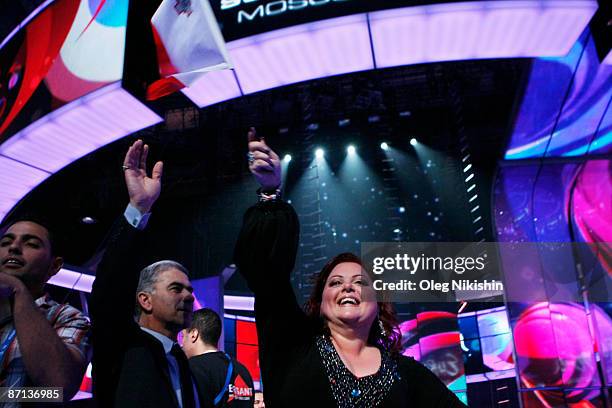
[316,335,401,408]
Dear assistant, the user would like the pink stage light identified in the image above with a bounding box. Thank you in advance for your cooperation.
[0,83,162,173]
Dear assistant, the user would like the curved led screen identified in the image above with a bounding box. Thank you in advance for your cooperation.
[184,0,598,108]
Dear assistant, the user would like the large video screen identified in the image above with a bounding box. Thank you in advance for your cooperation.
[504,32,612,159]
[224,316,261,383]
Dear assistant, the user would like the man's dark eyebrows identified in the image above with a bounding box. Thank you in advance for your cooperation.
[0,233,44,243]
[21,234,45,244]
[167,282,194,292]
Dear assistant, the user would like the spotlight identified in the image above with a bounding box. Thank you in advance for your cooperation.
[398,206,405,213]
[315,148,324,159]
[368,115,380,123]
[81,216,96,225]
[380,142,389,151]
[347,145,356,155]
[338,118,350,127]
[283,154,292,163]
[410,138,417,146]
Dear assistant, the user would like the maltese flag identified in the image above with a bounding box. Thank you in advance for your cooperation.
[148,0,231,100]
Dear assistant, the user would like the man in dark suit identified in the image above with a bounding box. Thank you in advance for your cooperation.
[90,140,199,407]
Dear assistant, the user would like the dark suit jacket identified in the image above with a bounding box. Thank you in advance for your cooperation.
[90,217,184,407]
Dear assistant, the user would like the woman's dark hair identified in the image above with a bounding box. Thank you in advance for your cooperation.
[304,252,402,354]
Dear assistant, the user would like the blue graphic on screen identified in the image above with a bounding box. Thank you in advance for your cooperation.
[505,29,612,159]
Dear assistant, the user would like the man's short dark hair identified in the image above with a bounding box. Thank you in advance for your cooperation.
[0,214,64,256]
[189,308,222,347]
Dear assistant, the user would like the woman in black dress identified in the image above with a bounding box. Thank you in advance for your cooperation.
[235,129,465,407]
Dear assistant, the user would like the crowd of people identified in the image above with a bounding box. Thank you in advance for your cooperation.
[0,130,464,407]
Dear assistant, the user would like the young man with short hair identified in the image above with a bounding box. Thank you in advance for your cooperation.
[0,217,91,403]
[183,308,255,408]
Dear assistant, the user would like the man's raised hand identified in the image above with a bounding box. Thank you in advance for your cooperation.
[123,140,163,214]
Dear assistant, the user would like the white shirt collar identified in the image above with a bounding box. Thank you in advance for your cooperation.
[140,327,176,354]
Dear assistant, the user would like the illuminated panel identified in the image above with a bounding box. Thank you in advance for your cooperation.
[514,303,601,392]
[0,156,49,220]
[181,69,242,108]
[236,343,261,382]
[370,0,597,68]
[185,0,597,107]
[400,311,466,392]
[477,309,510,337]
[47,268,96,293]
[545,39,612,156]
[571,160,612,271]
[505,31,612,159]
[0,83,162,173]
[588,99,612,154]
[236,320,258,346]
[231,14,372,95]
[47,268,258,315]
[224,294,255,311]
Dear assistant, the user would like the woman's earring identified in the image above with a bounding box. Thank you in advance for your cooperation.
[378,319,386,337]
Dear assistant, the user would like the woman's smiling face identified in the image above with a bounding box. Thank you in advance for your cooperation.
[320,262,378,330]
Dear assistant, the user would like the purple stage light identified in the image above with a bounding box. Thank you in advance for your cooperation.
[181,68,242,107]
[224,295,255,311]
[183,1,596,108]
[47,268,96,293]
[47,267,257,312]
[0,156,49,220]
[0,83,162,173]
[230,14,372,95]
[369,1,596,68]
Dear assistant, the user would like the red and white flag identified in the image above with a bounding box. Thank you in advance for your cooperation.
[148,0,231,100]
